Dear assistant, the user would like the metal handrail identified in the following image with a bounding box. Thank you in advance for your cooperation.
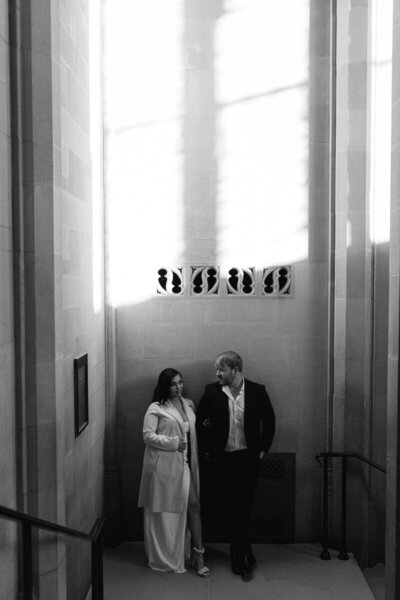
[315,452,386,561]
[0,504,105,600]
[316,452,386,473]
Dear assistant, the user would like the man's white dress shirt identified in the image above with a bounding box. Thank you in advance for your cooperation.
[222,379,247,451]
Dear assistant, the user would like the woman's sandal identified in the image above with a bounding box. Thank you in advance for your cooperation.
[191,546,210,578]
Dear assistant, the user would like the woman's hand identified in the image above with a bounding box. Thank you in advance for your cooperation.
[178,438,187,453]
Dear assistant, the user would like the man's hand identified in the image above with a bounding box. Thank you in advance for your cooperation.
[259,450,266,460]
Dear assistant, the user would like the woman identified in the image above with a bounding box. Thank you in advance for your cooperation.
[138,368,209,576]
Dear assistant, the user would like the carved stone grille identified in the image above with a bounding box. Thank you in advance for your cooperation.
[157,266,292,297]
[262,266,291,296]
[248,453,295,541]
[259,457,287,479]
[190,266,220,296]
[156,267,184,296]
[227,267,256,295]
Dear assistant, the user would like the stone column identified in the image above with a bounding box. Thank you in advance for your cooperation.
[10,0,66,597]
[333,0,374,566]
[104,299,121,546]
[386,1,400,596]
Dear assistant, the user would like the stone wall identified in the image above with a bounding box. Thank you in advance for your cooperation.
[104,0,331,543]
[386,0,400,596]
[5,0,106,598]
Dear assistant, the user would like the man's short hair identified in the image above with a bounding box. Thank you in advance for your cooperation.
[216,350,243,371]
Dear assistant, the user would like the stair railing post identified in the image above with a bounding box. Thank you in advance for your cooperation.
[338,455,349,560]
[91,531,104,600]
[320,454,331,559]
[22,521,33,600]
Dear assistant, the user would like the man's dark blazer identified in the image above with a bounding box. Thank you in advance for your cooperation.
[196,379,276,460]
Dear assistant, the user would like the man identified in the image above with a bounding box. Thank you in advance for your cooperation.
[196,350,275,582]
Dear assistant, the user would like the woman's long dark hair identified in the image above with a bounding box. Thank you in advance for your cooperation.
[152,368,182,405]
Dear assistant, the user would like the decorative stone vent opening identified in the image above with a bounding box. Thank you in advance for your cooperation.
[157,266,292,297]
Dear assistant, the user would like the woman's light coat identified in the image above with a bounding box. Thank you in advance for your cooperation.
[138,398,200,513]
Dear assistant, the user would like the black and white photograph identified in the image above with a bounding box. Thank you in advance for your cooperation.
[1,0,397,598]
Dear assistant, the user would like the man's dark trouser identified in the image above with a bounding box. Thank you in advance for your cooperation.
[215,449,259,559]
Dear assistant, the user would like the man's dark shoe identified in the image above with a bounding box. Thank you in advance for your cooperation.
[240,566,253,582]
[246,551,256,569]
[231,554,254,581]
[230,553,242,575]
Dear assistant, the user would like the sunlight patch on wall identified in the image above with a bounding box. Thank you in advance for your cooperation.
[90,0,103,313]
[369,0,393,245]
[104,0,185,307]
[215,0,309,267]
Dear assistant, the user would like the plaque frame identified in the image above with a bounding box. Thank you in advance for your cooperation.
[74,353,89,437]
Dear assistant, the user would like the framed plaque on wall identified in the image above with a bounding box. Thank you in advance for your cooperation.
[74,353,89,437]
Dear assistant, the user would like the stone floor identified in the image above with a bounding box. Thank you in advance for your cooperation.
[103,542,379,600]
[363,564,385,600]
